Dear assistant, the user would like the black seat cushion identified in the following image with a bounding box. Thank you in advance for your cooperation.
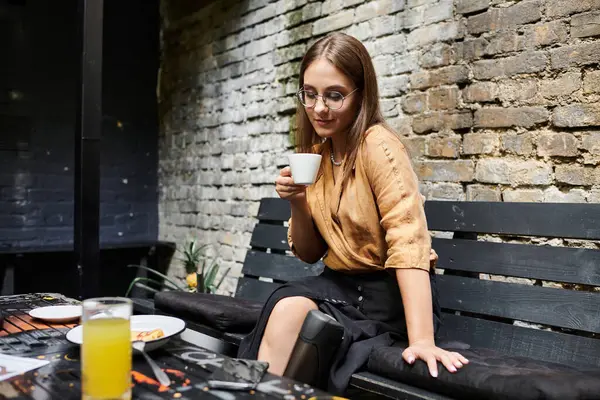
[154,291,264,333]
[367,345,600,400]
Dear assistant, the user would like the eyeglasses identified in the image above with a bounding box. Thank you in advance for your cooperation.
[296,88,358,110]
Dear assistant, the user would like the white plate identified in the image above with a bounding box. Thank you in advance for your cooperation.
[29,305,82,323]
[65,315,186,352]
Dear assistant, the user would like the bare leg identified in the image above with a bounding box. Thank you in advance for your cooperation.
[257,296,318,375]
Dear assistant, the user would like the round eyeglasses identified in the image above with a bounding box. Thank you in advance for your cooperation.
[297,88,358,110]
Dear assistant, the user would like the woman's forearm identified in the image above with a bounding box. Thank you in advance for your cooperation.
[395,268,435,345]
[290,199,327,264]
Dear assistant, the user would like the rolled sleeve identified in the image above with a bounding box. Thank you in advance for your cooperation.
[364,131,431,271]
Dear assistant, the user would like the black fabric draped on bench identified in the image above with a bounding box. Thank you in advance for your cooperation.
[152,199,600,400]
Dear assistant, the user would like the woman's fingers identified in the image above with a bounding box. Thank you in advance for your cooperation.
[438,352,457,373]
[276,183,306,193]
[276,176,296,186]
[452,352,469,365]
[402,349,416,364]
[448,352,464,369]
[280,166,292,177]
[426,355,438,378]
[277,188,305,197]
[406,347,468,378]
[275,176,307,201]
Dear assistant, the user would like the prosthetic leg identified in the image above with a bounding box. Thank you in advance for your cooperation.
[282,309,344,389]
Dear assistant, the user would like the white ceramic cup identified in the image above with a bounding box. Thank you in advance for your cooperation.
[288,154,322,185]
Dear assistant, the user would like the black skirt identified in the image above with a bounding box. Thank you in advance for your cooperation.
[237,266,442,394]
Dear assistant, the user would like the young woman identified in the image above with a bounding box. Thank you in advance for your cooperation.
[238,32,468,393]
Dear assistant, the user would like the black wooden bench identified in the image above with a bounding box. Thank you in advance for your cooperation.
[143,198,600,400]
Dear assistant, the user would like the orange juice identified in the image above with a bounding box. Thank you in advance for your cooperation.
[82,318,131,400]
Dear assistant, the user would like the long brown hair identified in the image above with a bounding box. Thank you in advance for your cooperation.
[295,32,392,188]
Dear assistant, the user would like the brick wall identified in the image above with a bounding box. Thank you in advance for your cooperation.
[0,0,160,249]
[158,0,600,294]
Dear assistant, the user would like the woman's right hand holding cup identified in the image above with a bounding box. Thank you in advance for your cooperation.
[275,167,307,203]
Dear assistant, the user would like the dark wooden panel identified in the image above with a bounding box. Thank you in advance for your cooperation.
[433,238,600,286]
[439,313,600,369]
[425,201,600,240]
[0,114,30,151]
[438,275,600,334]
[257,197,291,222]
[250,223,290,251]
[235,277,280,303]
[242,250,324,282]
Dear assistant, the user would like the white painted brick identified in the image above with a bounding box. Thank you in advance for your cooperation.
[247,152,264,168]
[276,23,313,47]
[391,52,419,73]
[543,187,587,203]
[355,0,393,23]
[371,15,397,37]
[274,117,292,133]
[240,3,278,28]
[370,33,406,55]
[275,62,300,81]
[407,21,460,49]
[274,43,306,65]
[408,0,436,7]
[344,21,373,41]
[373,55,394,76]
[302,2,322,20]
[285,80,299,95]
[402,6,425,29]
[252,16,287,40]
[502,189,544,203]
[245,101,266,119]
[381,98,400,117]
[322,0,363,15]
[277,96,297,113]
[313,10,355,35]
[244,34,277,57]
[424,0,453,24]
[379,75,410,97]
[233,248,248,263]
[277,0,310,14]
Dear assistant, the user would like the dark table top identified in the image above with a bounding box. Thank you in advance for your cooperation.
[0,293,333,400]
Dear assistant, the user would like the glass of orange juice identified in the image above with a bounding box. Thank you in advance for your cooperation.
[82,297,132,400]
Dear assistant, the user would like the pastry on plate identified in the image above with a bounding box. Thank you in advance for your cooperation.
[131,328,165,342]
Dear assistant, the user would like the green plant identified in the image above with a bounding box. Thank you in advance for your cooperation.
[124,264,186,297]
[183,241,231,294]
[199,256,231,294]
[181,240,205,274]
[125,240,231,297]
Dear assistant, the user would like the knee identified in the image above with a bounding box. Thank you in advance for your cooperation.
[270,296,318,328]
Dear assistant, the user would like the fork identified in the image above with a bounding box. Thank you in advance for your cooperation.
[132,340,171,387]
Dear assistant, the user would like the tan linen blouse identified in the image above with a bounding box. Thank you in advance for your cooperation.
[288,124,433,273]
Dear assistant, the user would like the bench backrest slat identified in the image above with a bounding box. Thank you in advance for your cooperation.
[257,198,291,222]
[425,201,600,240]
[438,275,600,334]
[439,314,600,369]
[434,238,600,286]
[250,224,290,251]
[242,250,324,282]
